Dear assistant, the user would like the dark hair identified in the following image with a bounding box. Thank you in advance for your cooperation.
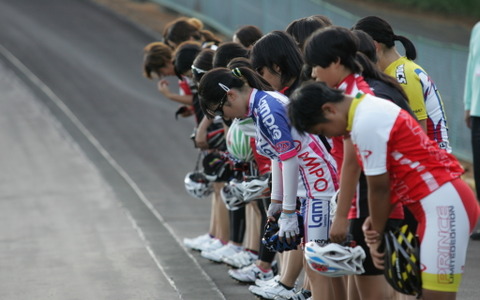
[192,48,214,83]
[173,41,202,79]
[164,17,221,48]
[250,30,303,88]
[352,29,377,63]
[288,81,345,134]
[285,16,330,49]
[143,42,172,79]
[312,15,333,26]
[233,25,263,48]
[198,67,273,118]
[352,16,417,60]
[213,42,249,68]
[352,30,410,106]
[304,26,361,73]
[227,57,253,70]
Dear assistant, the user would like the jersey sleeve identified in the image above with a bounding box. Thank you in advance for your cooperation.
[400,65,427,121]
[258,97,297,161]
[351,103,392,176]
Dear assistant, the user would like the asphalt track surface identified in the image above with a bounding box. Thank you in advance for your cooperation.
[0,0,478,299]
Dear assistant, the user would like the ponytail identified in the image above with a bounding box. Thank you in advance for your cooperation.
[394,35,417,60]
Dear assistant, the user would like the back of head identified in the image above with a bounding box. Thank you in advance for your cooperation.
[352,16,395,47]
[198,67,272,118]
[286,15,330,49]
[352,16,417,60]
[143,41,173,79]
[164,17,204,48]
[250,30,303,87]
[233,25,263,48]
[192,48,214,83]
[213,42,249,68]
[173,41,202,79]
[304,26,361,73]
[227,57,253,70]
[352,29,377,63]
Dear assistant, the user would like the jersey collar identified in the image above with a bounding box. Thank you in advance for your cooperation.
[347,93,366,132]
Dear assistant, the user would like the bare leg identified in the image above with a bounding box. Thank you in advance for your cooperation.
[279,248,303,287]
[213,182,229,242]
[348,275,361,300]
[355,274,392,300]
[245,202,261,251]
[421,289,456,300]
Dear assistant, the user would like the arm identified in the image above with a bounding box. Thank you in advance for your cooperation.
[364,172,393,269]
[417,118,427,133]
[329,137,361,243]
[267,160,283,219]
[157,80,194,105]
[281,156,299,213]
[194,116,213,150]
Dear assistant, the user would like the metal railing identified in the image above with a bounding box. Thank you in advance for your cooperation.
[152,0,472,162]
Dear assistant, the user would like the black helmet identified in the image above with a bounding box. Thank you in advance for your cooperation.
[262,212,304,253]
[202,152,232,182]
[383,224,422,298]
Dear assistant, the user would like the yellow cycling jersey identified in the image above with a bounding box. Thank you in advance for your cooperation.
[385,57,451,152]
[385,57,427,120]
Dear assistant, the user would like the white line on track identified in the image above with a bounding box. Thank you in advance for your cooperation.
[0,44,226,300]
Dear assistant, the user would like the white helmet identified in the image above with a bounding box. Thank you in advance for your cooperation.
[220,179,245,210]
[226,118,254,162]
[184,171,213,199]
[242,175,270,201]
[304,241,366,277]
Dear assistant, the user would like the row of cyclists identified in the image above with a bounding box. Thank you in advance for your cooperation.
[143,13,480,300]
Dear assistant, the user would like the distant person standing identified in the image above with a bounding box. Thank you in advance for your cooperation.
[464,21,480,241]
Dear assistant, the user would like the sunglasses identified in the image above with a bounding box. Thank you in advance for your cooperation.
[191,65,207,75]
[206,83,230,118]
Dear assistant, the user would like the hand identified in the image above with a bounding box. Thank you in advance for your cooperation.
[368,240,385,269]
[194,130,208,149]
[278,212,299,243]
[362,217,381,245]
[157,79,171,97]
[465,110,471,129]
[266,202,282,220]
[329,215,349,243]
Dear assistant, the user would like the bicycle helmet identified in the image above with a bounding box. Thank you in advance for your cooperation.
[242,174,271,201]
[220,179,245,211]
[304,241,366,277]
[383,224,422,297]
[262,212,304,253]
[226,118,254,162]
[235,117,256,137]
[329,190,339,221]
[206,126,226,150]
[184,171,214,199]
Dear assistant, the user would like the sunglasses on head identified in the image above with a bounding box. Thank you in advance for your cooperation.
[206,83,230,118]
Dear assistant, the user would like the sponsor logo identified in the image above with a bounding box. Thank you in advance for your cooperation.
[259,96,282,140]
[298,151,328,192]
[361,150,372,159]
[436,205,456,284]
[309,199,328,228]
[396,64,407,84]
[275,141,291,153]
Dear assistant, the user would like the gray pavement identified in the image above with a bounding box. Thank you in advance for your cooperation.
[0,59,178,299]
[0,0,478,299]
